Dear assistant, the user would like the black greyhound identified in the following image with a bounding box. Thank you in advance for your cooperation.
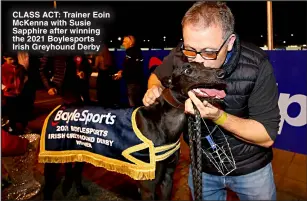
[43,60,226,200]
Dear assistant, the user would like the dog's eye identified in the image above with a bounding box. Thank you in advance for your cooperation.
[184,68,192,74]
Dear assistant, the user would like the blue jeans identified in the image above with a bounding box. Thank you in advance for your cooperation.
[188,163,276,200]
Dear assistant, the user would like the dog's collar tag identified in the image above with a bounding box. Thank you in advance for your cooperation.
[162,88,185,110]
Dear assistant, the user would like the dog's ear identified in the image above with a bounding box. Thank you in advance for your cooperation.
[160,76,173,88]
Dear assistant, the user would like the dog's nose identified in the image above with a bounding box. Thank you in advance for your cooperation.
[216,69,225,79]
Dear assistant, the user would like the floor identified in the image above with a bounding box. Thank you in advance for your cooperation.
[272,148,307,200]
[32,136,306,200]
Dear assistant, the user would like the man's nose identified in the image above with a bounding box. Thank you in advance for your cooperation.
[193,54,206,63]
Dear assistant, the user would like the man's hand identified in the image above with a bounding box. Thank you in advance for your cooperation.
[77,71,85,79]
[185,91,273,147]
[142,85,163,106]
[184,91,222,121]
[48,88,57,96]
[113,70,123,80]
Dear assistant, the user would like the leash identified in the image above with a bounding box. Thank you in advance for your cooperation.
[161,88,185,110]
[162,88,203,200]
[188,104,203,201]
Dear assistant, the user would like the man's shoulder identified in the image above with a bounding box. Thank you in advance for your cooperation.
[152,43,183,80]
[2,63,13,71]
[158,42,184,65]
[238,41,273,76]
[240,41,269,65]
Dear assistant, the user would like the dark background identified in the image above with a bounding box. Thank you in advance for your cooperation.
[1,1,307,49]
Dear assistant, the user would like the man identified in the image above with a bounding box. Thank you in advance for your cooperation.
[114,35,145,107]
[2,53,27,133]
[143,1,280,200]
[95,44,121,107]
[74,55,92,104]
[39,55,82,104]
[17,51,38,132]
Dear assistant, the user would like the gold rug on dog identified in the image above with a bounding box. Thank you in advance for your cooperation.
[39,105,180,180]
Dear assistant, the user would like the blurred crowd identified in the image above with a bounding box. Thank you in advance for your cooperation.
[1,35,149,200]
[1,35,147,135]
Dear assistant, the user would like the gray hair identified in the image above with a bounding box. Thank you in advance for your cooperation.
[181,1,235,39]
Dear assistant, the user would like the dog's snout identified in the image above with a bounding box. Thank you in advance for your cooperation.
[216,69,225,79]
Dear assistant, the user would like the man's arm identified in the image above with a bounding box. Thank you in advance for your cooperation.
[218,113,275,147]
[149,45,181,89]
[39,56,51,90]
[143,46,180,106]
[218,59,281,148]
[147,73,163,89]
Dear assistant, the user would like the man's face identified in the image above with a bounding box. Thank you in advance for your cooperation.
[4,57,16,65]
[74,56,82,65]
[122,37,132,49]
[182,24,236,69]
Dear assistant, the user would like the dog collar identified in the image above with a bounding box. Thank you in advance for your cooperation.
[162,88,185,110]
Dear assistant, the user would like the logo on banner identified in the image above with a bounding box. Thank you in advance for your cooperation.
[52,109,117,125]
[278,92,307,134]
[51,121,60,127]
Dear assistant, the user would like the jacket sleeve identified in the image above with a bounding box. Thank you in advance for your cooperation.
[153,43,184,84]
[248,58,281,141]
[39,56,51,90]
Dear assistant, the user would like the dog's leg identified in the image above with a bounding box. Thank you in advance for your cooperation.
[62,163,74,196]
[73,162,90,196]
[43,163,61,200]
[139,163,164,200]
[159,150,180,200]
[139,180,157,200]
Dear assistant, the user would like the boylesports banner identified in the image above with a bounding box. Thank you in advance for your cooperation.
[39,104,180,180]
[112,50,306,154]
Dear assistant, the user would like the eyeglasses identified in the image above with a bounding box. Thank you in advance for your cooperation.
[181,34,232,60]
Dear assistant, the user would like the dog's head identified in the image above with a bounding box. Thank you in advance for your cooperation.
[161,62,227,104]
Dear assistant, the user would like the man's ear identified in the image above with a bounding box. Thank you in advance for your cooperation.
[227,34,236,52]
[160,76,173,88]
